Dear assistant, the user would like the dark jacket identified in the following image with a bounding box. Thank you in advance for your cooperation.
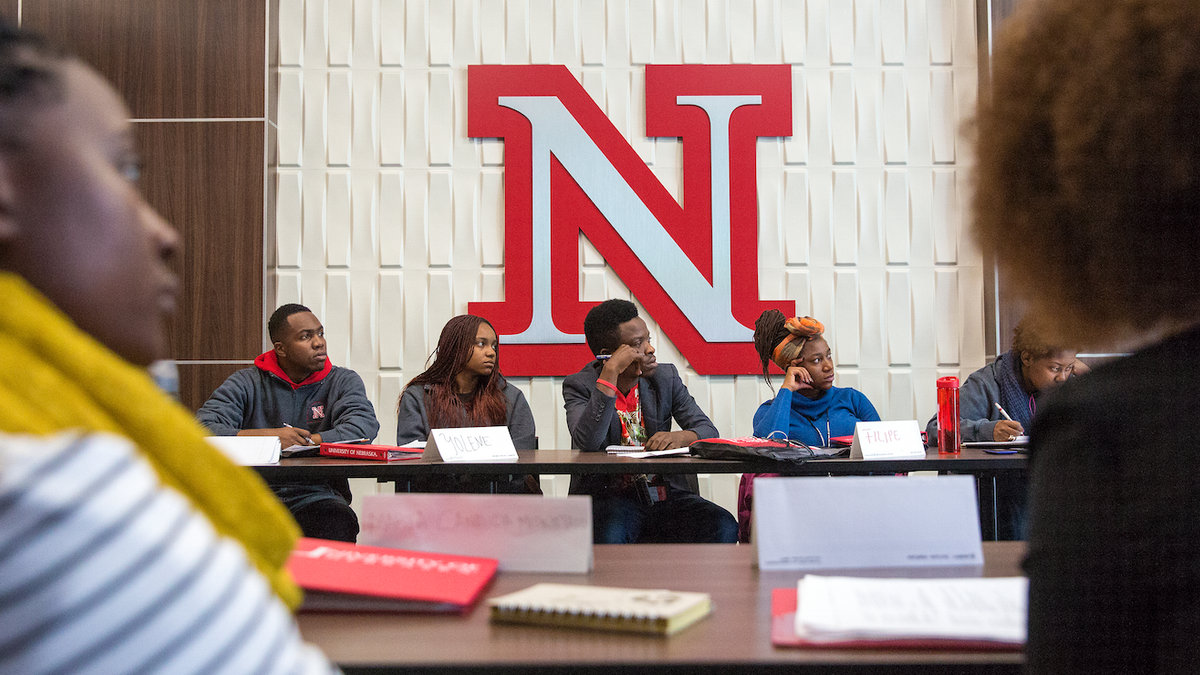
[561,361,718,495]
[1023,325,1200,673]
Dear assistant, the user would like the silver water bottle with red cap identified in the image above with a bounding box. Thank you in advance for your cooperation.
[936,376,961,454]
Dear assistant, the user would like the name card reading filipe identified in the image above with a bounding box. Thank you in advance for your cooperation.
[424,426,518,463]
[753,475,983,571]
[361,493,593,573]
[848,420,925,460]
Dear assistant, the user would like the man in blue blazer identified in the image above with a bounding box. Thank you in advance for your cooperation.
[562,299,738,544]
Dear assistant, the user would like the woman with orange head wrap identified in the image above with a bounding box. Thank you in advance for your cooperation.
[735,310,881,541]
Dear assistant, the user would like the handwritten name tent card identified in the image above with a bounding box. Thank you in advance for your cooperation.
[848,420,925,460]
[362,493,593,573]
[753,475,983,571]
[424,426,518,462]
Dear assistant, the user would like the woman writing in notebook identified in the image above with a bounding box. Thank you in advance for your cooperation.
[396,314,539,493]
[924,317,1084,446]
[736,310,881,541]
[920,319,1083,542]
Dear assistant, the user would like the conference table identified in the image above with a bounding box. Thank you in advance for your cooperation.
[299,541,1026,674]
[253,447,1027,540]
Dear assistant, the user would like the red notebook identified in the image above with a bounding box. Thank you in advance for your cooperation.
[770,588,1023,652]
[319,442,422,461]
[288,537,499,613]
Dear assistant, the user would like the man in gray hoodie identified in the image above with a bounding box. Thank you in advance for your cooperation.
[198,303,379,541]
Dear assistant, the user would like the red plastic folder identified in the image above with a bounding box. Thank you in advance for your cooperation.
[288,537,498,613]
[770,588,1023,652]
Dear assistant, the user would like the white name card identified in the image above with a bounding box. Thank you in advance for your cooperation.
[423,426,518,463]
[206,436,280,465]
[848,420,925,460]
[361,493,593,573]
[753,475,983,571]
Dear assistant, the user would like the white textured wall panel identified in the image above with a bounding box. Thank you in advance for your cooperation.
[379,0,405,65]
[277,73,304,166]
[780,0,805,64]
[270,0,983,455]
[730,0,754,63]
[706,0,731,63]
[326,172,352,267]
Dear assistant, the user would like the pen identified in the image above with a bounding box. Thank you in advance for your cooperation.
[284,422,317,445]
[994,402,1014,421]
[596,354,611,361]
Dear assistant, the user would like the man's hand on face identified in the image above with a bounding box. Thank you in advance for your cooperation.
[239,427,314,447]
[643,430,699,451]
[598,344,644,393]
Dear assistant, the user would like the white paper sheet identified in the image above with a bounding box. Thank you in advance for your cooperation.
[206,436,281,465]
[796,575,1028,644]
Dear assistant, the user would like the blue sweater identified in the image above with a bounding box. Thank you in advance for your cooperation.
[752,386,880,446]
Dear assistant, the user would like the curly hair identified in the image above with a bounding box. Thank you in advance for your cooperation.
[582,299,639,356]
[402,315,507,428]
[973,0,1200,347]
[1010,317,1066,360]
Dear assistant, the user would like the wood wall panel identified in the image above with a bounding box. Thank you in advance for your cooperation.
[137,121,265,361]
[179,363,253,413]
[21,0,264,119]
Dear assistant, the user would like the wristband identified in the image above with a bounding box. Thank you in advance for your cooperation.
[596,378,619,394]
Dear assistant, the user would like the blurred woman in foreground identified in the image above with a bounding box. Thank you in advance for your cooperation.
[975,0,1200,670]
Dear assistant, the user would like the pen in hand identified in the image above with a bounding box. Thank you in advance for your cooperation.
[994,402,1014,421]
[283,422,317,445]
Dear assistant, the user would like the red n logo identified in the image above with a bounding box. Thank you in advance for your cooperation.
[468,64,795,375]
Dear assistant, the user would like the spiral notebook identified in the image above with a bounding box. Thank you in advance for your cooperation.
[488,583,712,635]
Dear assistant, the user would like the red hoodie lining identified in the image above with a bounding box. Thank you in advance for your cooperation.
[254,350,332,390]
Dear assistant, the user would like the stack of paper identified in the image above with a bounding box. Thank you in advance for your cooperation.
[772,575,1027,650]
[206,436,281,465]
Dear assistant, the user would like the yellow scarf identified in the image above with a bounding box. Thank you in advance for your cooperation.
[0,273,301,608]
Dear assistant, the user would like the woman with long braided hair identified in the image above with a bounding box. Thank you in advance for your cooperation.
[396,315,539,493]
[735,310,880,541]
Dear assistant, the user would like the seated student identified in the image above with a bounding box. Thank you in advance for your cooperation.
[198,303,380,542]
[0,22,334,672]
[924,318,1081,540]
[562,299,738,544]
[396,314,539,493]
[738,311,881,542]
[924,317,1081,447]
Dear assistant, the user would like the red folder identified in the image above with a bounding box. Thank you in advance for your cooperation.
[318,442,422,461]
[770,588,1024,652]
[289,537,498,613]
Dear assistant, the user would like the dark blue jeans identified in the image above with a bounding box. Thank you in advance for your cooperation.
[591,490,738,544]
[273,484,359,543]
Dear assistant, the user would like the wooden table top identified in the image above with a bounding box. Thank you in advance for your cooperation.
[253,447,1027,480]
[299,541,1026,674]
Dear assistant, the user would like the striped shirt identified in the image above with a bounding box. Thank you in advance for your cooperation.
[0,432,340,675]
